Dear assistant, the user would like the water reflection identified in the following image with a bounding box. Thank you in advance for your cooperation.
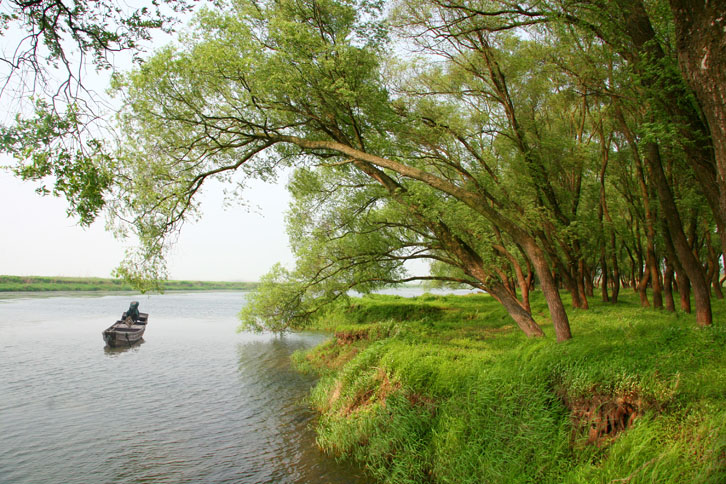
[232,335,371,484]
[103,339,145,356]
[0,293,370,484]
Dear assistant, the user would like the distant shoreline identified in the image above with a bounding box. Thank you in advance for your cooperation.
[0,275,258,292]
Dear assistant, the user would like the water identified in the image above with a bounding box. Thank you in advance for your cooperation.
[0,292,371,484]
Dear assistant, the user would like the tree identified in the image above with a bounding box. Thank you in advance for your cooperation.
[416,0,717,324]
[0,0,193,224]
[102,0,722,338]
[669,1,726,261]
[108,0,572,339]
[243,164,545,337]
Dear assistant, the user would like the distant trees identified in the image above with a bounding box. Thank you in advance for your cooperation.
[27,0,722,339]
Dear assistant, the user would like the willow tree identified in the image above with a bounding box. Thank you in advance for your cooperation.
[417,0,717,324]
[243,165,545,337]
[0,0,194,225]
[109,0,573,339]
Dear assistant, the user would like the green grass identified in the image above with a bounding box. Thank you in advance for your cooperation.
[0,275,258,292]
[294,291,726,484]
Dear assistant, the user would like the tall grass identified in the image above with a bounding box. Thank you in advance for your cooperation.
[295,292,726,484]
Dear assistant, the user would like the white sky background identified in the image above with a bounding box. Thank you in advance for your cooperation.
[0,3,295,282]
[0,166,294,281]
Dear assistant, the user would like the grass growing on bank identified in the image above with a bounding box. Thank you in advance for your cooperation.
[0,275,258,292]
[293,292,726,484]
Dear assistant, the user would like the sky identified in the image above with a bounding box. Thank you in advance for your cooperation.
[0,168,294,281]
[0,166,297,282]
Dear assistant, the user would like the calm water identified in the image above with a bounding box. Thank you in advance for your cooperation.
[0,291,371,484]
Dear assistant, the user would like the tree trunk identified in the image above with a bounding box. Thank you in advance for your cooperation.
[610,245,621,304]
[637,262,651,307]
[669,0,726,262]
[662,218,690,313]
[583,261,594,297]
[487,281,545,338]
[635,221,644,294]
[562,267,584,309]
[648,245,663,309]
[644,142,712,325]
[597,124,612,304]
[492,241,533,312]
[677,270,692,313]
[577,259,589,309]
[617,104,663,309]
[522,239,572,341]
[663,259,676,312]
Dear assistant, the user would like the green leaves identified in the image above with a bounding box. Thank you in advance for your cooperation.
[109,0,396,285]
[0,100,112,226]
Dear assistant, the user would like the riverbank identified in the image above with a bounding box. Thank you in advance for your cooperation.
[0,275,258,292]
[294,292,726,483]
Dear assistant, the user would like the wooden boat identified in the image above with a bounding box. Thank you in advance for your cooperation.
[102,312,149,347]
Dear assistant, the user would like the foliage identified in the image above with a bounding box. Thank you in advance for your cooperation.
[0,100,112,225]
[0,0,191,74]
[0,0,194,227]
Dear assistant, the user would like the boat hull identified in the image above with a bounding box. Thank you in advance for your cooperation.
[102,313,149,347]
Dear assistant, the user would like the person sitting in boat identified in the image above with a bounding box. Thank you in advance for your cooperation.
[124,301,140,324]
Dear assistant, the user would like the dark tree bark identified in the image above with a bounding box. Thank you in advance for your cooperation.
[617,105,664,309]
[608,0,725,269]
[583,260,594,298]
[493,242,532,313]
[662,218,691,313]
[637,262,651,308]
[521,238,573,341]
[645,142,711,324]
[610,250,621,303]
[647,246,663,309]
[669,0,726,260]
[487,281,545,338]
[677,271,692,313]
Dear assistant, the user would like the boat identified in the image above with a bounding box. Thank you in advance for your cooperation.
[102,312,149,347]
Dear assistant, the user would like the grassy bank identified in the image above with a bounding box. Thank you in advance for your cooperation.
[293,292,726,484]
[0,275,258,292]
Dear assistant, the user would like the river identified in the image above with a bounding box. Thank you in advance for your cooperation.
[0,291,371,484]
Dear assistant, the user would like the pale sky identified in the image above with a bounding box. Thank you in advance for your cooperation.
[0,168,294,281]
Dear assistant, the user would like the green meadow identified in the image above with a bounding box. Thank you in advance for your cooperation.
[294,292,726,484]
[0,275,257,292]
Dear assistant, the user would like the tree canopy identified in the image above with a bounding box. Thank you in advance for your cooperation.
[12,0,725,340]
[0,0,194,224]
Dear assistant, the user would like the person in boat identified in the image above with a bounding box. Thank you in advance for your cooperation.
[124,301,140,324]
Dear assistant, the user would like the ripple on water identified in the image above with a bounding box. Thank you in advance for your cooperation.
[0,292,371,484]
